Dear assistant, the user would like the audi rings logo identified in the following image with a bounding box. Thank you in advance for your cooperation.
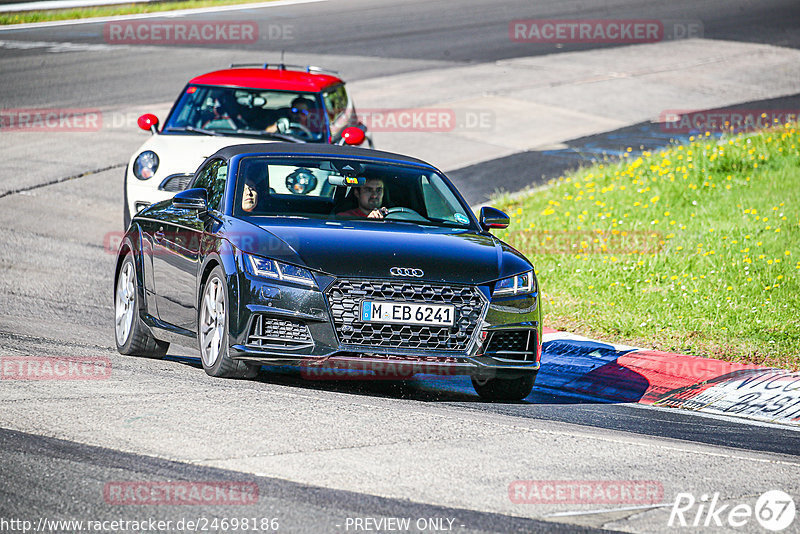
[390,267,424,277]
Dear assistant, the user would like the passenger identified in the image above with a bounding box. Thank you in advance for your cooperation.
[242,178,259,212]
[202,92,246,130]
[240,163,269,213]
[337,178,388,219]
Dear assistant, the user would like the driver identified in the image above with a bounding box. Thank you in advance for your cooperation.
[338,178,388,219]
[266,96,318,135]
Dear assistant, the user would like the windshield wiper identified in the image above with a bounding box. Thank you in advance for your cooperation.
[232,129,307,143]
[165,126,221,136]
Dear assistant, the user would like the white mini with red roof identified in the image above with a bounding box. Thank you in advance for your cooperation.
[124,63,371,227]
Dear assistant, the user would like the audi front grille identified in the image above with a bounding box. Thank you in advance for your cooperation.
[325,279,487,352]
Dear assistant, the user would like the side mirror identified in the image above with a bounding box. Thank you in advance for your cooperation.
[340,126,366,146]
[173,188,208,211]
[479,206,510,231]
[137,113,159,134]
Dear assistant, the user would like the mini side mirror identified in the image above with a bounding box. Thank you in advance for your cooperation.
[137,113,159,134]
[341,126,366,146]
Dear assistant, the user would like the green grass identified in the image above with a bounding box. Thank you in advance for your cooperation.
[0,0,276,25]
[492,123,800,369]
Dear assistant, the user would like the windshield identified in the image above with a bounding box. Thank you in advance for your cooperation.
[162,85,327,142]
[233,157,474,229]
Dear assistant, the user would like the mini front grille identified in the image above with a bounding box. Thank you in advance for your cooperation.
[247,315,312,348]
[159,173,193,192]
[484,330,537,361]
[326,279,486,352]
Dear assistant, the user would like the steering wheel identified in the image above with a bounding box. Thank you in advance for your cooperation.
[384,207,426,221]
[276,117,313,138]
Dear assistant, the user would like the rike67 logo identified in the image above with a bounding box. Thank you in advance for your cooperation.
[669,490,796,531]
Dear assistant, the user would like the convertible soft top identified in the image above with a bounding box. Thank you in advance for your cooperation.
[210,142,436,168]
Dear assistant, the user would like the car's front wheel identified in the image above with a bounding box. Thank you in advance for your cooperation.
[198,266,258,379]
[471,372,536,402]
[115,252,168,358]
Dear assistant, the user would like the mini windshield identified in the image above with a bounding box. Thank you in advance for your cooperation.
[233,157,474,229]
[163,85,327,142]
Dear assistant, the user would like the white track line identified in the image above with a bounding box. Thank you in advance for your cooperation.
[1,0,162,12]
[0,0,327,31]
[546,503,674,518]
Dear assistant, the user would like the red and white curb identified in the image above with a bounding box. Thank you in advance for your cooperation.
[539,328,800,427]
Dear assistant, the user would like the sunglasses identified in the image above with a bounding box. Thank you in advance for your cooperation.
[291,107,310,116]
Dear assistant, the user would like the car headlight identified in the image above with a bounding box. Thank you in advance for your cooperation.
[246,254,316,287]
[133,151,159,180]
[494,270,535,296]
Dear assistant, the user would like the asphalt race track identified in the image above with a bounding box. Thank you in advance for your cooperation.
[1,1,800,532]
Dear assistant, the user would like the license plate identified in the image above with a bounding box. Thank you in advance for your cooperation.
[360,301,455,327]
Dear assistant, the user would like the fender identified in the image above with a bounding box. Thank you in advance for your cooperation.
[114,224,158,339]
[198,236,240,335]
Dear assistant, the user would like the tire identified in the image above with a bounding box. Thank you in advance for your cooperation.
[471,372,536,402]
[198,266,258,379]
[115,252,168,358]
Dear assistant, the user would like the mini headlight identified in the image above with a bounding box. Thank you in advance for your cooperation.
[246,254,316,287]
[494,270,535,296]
[133,151,159,180]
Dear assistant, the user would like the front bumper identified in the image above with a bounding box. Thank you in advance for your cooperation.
[229,269,541,377]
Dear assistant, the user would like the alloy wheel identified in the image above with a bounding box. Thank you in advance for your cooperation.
[200,276,226,368]
[115,262,135,345]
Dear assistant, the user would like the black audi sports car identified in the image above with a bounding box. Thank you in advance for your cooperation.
[114,143,542,400]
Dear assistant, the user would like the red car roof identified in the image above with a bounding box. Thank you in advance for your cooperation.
[189,68,343,92]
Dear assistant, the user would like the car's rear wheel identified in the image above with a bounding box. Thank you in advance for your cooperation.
[199,266,258,379]
[115,252,168,358]
[471,372,536,402]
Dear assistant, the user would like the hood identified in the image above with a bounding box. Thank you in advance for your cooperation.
[130,133,277,178]
[242,218,532,285]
